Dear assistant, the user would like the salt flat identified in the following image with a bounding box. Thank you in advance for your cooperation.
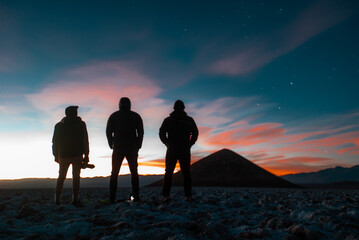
[0,187,358,239]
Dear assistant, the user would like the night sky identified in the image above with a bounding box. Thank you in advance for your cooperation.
[1,0,359,179]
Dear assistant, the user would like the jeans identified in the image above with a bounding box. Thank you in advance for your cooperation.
[110,147,139,201]
[55,156,82,201]
[162,148,192,197]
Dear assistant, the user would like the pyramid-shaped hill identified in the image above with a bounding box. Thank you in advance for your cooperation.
[148,149,298,188]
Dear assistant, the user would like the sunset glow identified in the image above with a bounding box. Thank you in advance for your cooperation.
[1,0,359,179]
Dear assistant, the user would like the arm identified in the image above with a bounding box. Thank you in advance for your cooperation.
[106,115,114,149]
[52,124,59,162]
[159,119,169,146]
[82,122,90,161]
[189,118,199,147]
[136,115,144,149]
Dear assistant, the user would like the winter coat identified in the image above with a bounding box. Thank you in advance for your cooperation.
[159,110,198,150]
[52,116,89,158]
[106,109,144,149]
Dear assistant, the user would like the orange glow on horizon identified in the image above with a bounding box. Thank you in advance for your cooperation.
[263,168,299,177]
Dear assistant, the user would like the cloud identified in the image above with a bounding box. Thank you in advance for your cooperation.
[26,61,169,129]
[210,0,354,76]
[3,59,359,178]
[195,107,359,175]
[27,61,161,109]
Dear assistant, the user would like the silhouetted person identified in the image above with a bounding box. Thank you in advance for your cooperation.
[52,106,89,205]
[106,97,144,203]
[159,100,198,201]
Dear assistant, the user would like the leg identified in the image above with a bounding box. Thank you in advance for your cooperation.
[126,148,139,199]
[162,149,178,197]
[55,158,71,203]
[178,149,192,197]
[71,156,82,202]
[110,148,125,202]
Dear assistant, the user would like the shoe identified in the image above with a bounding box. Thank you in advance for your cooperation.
[71,199,84,207]
[130,196,140,202]
[185,196,193,202]
[161,195,170,203]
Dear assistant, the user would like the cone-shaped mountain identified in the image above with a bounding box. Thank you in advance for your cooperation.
[148,149,297,188]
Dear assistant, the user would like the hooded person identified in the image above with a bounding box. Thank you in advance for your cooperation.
[159,100,199,201]
[106,97,144,203]
[52,106,89,205]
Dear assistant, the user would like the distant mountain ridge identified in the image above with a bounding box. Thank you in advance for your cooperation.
[281,165,359,184]
[149,149,298,188]
[0,175,162,189]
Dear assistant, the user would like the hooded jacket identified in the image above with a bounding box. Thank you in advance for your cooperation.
[159,110,198,150]
[106,105,144,149]
[52,116,89,158]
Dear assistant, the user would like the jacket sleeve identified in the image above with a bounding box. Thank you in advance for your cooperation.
[136,114,144,149]
[52,124,59,157]
[189,118,199,146]
[106,115,114,148]
[159,119,169,145]
[82,122,90,155]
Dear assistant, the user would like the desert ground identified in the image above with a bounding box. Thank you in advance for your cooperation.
[0,187,358,240]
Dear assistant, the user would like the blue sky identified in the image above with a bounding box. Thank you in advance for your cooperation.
[1,0,359,179]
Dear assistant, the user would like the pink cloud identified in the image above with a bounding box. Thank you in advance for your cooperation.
[26,61,168,127]
[196,110,359,175]
[20,61,359,177]
[211,0,354,76]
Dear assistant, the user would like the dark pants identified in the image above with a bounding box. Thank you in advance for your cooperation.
[162,148,192,197]
[110,147,139,201]
[56,156,82,201]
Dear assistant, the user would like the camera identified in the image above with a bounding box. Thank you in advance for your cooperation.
[81,162,95,169]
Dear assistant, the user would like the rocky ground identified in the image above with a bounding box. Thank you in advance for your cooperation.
[0,187,358,239]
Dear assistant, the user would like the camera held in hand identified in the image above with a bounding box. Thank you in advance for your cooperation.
[81,162,95,169]
[81,155,95,169]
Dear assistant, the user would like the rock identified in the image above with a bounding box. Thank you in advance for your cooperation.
[266,217,290,230]
[150,221,170,228]
[17,205,38,218]
[91,215,116,226]
[184,221,203,235]
[0,204,6,211]
[287,224,323,240]
[23,234,41,240]
[110,221,133,230]
[237,230,268,239]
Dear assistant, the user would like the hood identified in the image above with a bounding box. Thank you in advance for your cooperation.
[169,110,188,120]
[119,97,131,111]
[61,116,82,124]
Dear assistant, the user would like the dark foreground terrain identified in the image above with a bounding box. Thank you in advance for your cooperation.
[0,187,358,239]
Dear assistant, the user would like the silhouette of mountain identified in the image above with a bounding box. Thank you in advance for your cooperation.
[0,175,162,189]
[281,165,359,184]
[148,149,297,188]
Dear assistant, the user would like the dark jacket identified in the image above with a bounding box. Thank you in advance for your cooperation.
[159,110,198,150]
[106,109,144,149]
[52,116,89,158]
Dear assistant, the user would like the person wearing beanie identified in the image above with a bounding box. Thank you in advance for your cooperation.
[159,100,199,201]
[106,97,144,203]
[52,106,90,205]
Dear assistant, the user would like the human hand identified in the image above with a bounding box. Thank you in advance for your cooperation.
[83,155,89,163]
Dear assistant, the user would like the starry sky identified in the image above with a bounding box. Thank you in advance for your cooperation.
[1,0,359,179]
